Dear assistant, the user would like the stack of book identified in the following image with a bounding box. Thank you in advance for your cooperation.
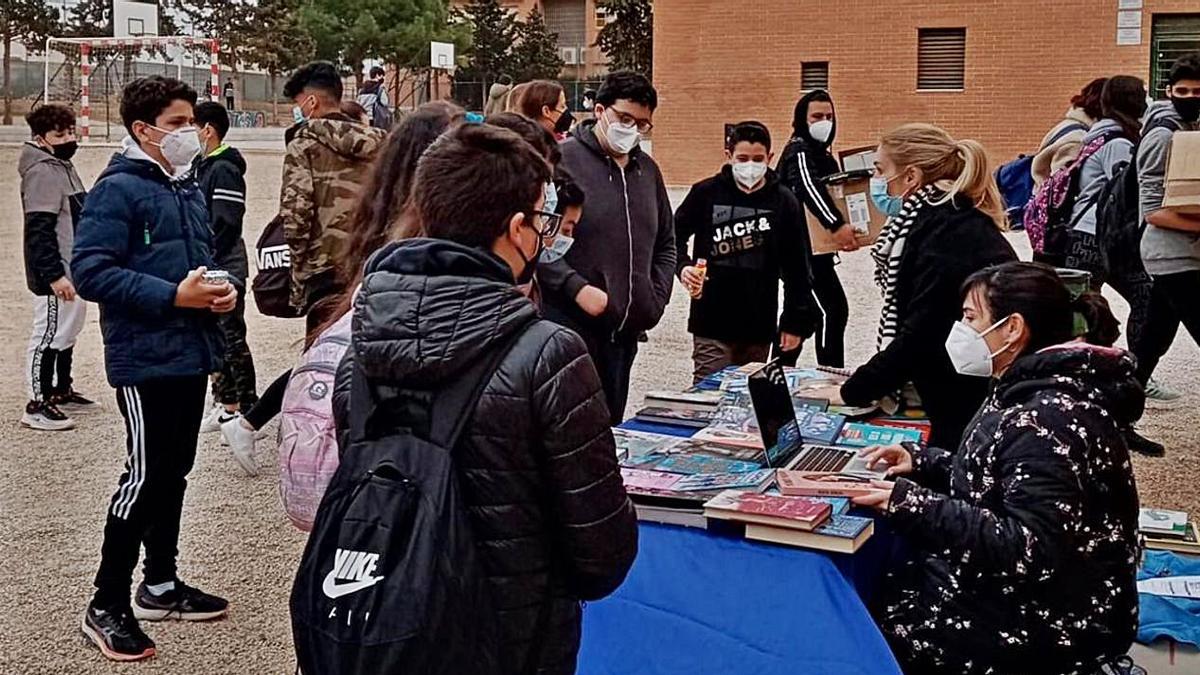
[1140,508,1200,554]
[703,490,874,554]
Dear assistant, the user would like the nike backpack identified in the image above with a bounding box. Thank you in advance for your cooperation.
[251,215,302,318]
[277,310,352,532]
[290,320,534,675]
[1023,130,1119,266]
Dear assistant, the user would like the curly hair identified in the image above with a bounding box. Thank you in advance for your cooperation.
[26,104,76,138]
[119,76,198,135]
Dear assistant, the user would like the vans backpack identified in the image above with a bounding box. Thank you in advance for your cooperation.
[278,311,352,531]
[1023,130,1119,263]
[251,215,302,318]
[290,320,538,675]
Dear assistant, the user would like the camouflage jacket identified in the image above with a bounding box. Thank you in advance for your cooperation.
[279,118,385,310]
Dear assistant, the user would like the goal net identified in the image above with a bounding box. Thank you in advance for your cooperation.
[42,37,220,142]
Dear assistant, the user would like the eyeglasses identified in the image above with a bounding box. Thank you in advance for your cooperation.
[528,210,563,239]
[608,108,653,133]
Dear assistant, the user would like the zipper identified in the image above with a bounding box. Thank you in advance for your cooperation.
[616,164,635,335]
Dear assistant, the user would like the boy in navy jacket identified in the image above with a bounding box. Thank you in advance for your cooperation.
[72,76,236,662]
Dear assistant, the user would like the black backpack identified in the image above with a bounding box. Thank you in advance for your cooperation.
[251,215,302,318]
[290,320,537,675]
[1093,116,1184,272]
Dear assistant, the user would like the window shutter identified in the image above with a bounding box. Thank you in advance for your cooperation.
[918,28,966,90]
[801,61,830,91]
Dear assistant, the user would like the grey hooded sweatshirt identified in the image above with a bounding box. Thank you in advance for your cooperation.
[1139,101,1200,276]
[18,142,86,295]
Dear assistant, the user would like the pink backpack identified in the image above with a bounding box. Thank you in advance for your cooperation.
[1023,131,1120,257]
[278,311,351,531]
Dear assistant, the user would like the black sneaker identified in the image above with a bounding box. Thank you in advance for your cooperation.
[133,581,228,622]
[54,389,98,408]
[20,400,76,431]
[1124,429,1166,458]
[81,604,156,662]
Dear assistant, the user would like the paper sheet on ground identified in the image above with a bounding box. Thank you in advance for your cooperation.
[1138,576,1200,599]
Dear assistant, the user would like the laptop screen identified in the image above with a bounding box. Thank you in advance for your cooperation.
[748,360,802,467]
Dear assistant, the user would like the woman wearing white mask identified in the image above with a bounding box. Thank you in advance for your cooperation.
[852,261,1141,675]
[838,123,1016,449]
[777,89,852,368]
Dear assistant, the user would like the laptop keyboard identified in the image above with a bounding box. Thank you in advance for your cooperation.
[790,445,852,472]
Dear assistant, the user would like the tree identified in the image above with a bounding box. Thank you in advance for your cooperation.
[180,0,257,99]
[511,8,563,82]
[454,0,518,88]
[595,0,652,77]
[297,0,385,87]
[245,0,314,122]
[1,0,58,124]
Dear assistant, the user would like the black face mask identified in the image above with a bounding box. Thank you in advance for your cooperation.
[47,140,78,161]
[554,109,574,135]
[515,224,544,286]
[1172,96,1200,123]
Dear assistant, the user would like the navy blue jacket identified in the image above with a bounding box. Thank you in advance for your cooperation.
[72,151,224,387]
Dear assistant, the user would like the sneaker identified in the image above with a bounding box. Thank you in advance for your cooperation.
[221,414,259,476]
[1124,428,1165,458]
[199,404,224,434]
[20,401,76,431]
[1145,378,1183,403]
[53,389,98,408]
[133,581,229,622]
[81,604,156,662]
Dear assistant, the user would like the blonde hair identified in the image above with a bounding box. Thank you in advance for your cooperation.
[880,123,1006,230]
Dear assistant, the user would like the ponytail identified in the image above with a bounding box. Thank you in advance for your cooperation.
[949,139,1006,230]
[1072,291,1121,348]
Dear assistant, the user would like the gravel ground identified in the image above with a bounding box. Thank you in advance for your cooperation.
[0,146,1196,673]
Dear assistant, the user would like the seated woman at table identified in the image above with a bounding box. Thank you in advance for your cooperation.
[837,123,1016,449]
[854,261,1141,675]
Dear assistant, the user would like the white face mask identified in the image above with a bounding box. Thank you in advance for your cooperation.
[603,114,641,155]
[731,161,768,189]
[945,316,1012,378]
[152,125,202,171]
[809,119,834,144]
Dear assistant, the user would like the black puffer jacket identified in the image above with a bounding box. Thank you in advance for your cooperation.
[336,238,638,675]
[879,344,1142,675]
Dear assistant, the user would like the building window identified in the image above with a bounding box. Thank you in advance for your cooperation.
[801,61,830,91]
[917,28,966,91]
[1151,14,1200,97]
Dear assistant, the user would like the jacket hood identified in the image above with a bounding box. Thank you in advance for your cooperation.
[790,89,837,146]
[1065,106,1095,127]
[98,141,177,184]
[1083,118,1125,143]
[300,118,384,160]
[17,142,60,177]
[352,238,539,388]
[996,343,1144,426]
[202,145,247,175]
[1143,100,1183,128]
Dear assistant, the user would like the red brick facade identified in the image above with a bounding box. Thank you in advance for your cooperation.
[651,1,1200,186]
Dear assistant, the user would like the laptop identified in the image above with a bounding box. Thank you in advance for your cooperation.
[747,360,887,477]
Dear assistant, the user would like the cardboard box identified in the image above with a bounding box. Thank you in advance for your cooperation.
[1163,131,1200,215]
[806,170,887,254]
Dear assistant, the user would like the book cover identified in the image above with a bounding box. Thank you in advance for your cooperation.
[836,423,924,448]
[776,470,880,498]
[793,397,830,412]
[743,517,874,554]
[1144,522,1200,553]
[644,390,725,411]
[671,438,763,462]
[673,469,776,493]
[704,490,831,530]
[869,418,932,442]
[813,514,873,539]
[1140,508,1190,537]
[692,426,764,450]
[650,454,764,475]
[795,407,846,445]
[620,468,684,492]
[634,407,715,429]
[613,428,680,462]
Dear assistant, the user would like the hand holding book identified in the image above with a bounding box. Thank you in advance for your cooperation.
[858,444,913,477]
[850,479,895,511]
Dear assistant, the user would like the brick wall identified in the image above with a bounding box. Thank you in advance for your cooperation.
[652,0,1199,186]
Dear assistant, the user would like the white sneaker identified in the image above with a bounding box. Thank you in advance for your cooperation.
[21,401,77,431]
[221,414,258,476]
[1145,378,1183,403]
[199,404,224,434]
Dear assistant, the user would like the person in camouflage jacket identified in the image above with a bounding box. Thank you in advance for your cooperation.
[281,62,386,315]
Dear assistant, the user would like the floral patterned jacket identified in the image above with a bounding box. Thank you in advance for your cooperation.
[878,344,1142,675]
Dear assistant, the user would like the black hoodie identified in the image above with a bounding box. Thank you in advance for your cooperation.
[196,145,249,285]
[540,119,676,338]
[674,165,817,343]
[776,90,846,236]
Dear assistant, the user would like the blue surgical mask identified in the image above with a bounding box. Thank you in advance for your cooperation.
[543,181,559,216]
[870,176,904,217]
[292,105,306,125]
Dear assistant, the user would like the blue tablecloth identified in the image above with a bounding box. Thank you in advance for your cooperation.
[577,522,901,675]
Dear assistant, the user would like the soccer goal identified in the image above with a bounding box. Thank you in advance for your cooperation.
[42,36,220,142]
